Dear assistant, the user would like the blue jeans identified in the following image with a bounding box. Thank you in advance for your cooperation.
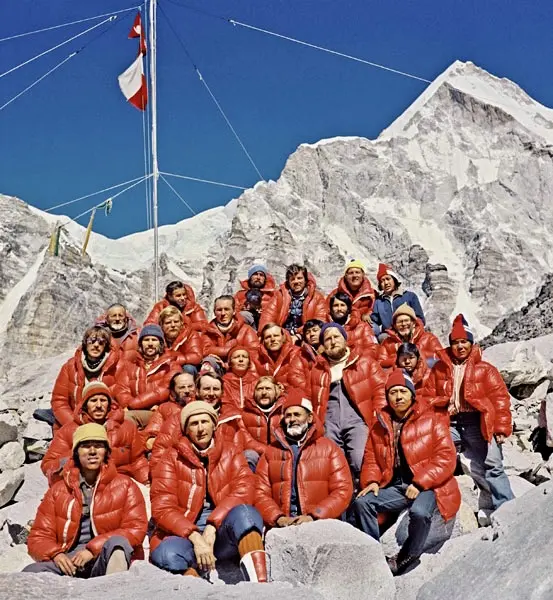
[450,413,513,510]
[22,535,132,577]
[349,483,437,557]
[150,504,263,573]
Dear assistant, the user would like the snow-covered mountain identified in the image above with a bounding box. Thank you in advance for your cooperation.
[2,59,553,383]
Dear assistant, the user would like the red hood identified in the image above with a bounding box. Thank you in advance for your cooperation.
[278,272,319,299]
[336,276,375,299]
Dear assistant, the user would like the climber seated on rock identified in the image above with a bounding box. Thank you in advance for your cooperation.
[371,264,425,341]
[223,346,258,410]
[349,369,460,576]
[235,376,286,472]
[234,264,277,328]
[145,280,208,331]
[255,323,302,389]
[255,390,353,527]
[143,371,196,451]
[286,319,324,391]
[259,264,327,344]
[424,315,514,518]
[149,401,268,582]
[157,306,203,367]
[95,303,139,362]
[309,323,386,483]
[24,423,147,578]
[395,343,431,391]
[327,260,376,324]
[378,304,441,369]
[328,292,378,355]
[51,326,120,431]
[202,295,259,361]
[42,382,149,486]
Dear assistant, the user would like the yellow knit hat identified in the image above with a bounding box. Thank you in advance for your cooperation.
[72,423,109,451]
[344,260,365,275]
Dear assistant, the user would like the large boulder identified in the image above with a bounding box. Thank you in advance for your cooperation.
[0,442,25,471]
[0,415,18,446]
[0,468,24,509]
[265,520,395,600]
[418,483,553,599]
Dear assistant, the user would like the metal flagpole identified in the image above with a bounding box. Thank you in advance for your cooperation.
[149,0,160,299]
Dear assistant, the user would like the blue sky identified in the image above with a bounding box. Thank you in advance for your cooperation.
[2,0,553,238]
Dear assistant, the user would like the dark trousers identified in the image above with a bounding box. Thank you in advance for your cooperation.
[22,535,133,577]
[349,483,437,557]
[150,504,263,573]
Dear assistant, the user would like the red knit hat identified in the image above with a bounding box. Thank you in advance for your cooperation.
[449,314,474,344]
[282,388,313,414]
[228,345,251,359]
[385,368,416,398]
[82,381,112,407]
[376,263,401,284]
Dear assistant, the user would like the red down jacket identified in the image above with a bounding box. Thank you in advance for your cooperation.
[114,353,180,410]
[165,322,203,366]
[234,274,278,312]
[236,394,286,455]
[423,346,512,441]
[254,342,303,389]
[51,348,120,429]
[360,402,461,521]
[378,321,442,369]
[255,417,353,525]
[309,350,387,425]
[150,435,254,551]
[223,369,259,410]
[259,275,327,333]
[202,315,259,360]
[27,460,147,562]
[41,403,149,486]
[342,312,379,356]
[326,276,375,318]
[144,285,208,331]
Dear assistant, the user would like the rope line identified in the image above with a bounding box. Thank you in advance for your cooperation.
[0,53,77,112]
[160,174,197,215]
[160,171,247,190]
[0,16,116,80]
[0,6,139,43]
[45,176,146,212]
[158,4,265,180]
[228,20,431,84]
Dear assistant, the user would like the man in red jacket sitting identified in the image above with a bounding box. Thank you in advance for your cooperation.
[149,401,268,582]
[24,423,147,578]
[349,369,460,576]
[425,314,514,515]
[255,389,353,527]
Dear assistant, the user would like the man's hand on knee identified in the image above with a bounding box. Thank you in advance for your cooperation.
[190,532,216,571]
[357,482,379,498]
[53,552,77,576]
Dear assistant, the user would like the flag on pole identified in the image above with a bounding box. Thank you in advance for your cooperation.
[118,11,147,111]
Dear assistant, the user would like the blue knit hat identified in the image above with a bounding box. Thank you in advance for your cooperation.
[248,264,268,279]
[320,322,348,345]
[139,324,164,342]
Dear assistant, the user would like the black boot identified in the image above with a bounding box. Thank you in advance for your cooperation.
[386,548,420,576]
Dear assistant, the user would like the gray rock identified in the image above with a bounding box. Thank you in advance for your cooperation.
[0,442,25,471]
[0,415,18,447]
[22,420,52,442]
[0,545,33,573]
[418,483,553,600]
[265,520,395,600]
[13,463,47,504]
[0,468,24,509]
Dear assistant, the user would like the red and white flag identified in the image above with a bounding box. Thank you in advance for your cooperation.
[118,12,147,111]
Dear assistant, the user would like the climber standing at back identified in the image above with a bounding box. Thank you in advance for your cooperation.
[145,281,208,331]
[327,260,375,323]
[371,264,425,341]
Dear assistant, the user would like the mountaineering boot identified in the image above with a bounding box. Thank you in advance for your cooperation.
[386,548,420,576]
[240,550,269,583]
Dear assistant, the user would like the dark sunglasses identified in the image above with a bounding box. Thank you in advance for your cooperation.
[86,337,107,345]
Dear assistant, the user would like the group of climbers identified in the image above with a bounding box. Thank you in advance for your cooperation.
[26,259,514,580]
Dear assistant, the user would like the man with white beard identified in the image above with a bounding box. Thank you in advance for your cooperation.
[95,304,139,361]
[255,389,353,528]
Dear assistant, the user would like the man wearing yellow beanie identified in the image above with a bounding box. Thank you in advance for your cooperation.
[327,259,376,324]
[150,401,269,583]
[24,424,147,579]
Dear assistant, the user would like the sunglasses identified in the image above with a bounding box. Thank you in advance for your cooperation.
[86,337,107,345]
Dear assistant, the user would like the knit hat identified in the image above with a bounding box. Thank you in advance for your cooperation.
[248,264,268,279]
[282,388,313,414]
[376,263,401,285]
[72,423,109,451]
[320,322,348,345]
[392,303,417,323]
[344,260,365,275]
[386,368,416,398]
[180,401,218,431]
[200,355,226,377]
[229,345,251,360]
[82,381,112,407]
[139,324,164,342]
[449,314,474,344]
